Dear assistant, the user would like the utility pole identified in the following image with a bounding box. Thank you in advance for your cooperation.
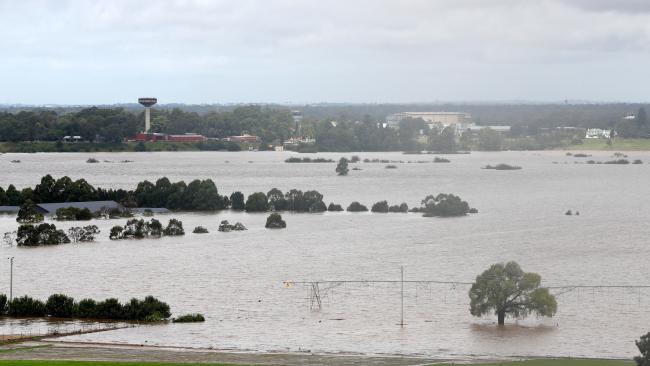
[8,257,14,302]
[400,266,404,327]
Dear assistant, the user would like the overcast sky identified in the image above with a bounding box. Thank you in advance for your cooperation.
[1,0,649,104]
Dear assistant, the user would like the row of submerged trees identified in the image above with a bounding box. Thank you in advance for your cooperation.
[1,175,476,218]
[0,293,170,321]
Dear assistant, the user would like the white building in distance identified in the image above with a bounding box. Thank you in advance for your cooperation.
[386,112,472,132]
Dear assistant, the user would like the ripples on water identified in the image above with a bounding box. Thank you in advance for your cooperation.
[1,151,649,359]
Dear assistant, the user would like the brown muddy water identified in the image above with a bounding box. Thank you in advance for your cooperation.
[0,150,649,360]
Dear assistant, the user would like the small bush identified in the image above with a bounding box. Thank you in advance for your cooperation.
[193,226,209,234]
[173,313,206,323]
[327,203,344,211]
[163,219,185,236]
[385,164,398,169]
[389,203,409,213]
[265,213,287,229]
[604,159,630,164]
[347,202,368,212]
[633,159,643,164]
[218,220,247,232]
[433,157,450,163]
[483,164,522,170]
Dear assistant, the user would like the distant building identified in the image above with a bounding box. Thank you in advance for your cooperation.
[62,136,83,143]
[226,134,260,143]
[167,134,208,143]
[386,112,472,133]
[585,128,612,139]
[134,133,207,143]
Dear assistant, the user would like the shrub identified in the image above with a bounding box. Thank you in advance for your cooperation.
[46,294,76,318]
[163,219,185,236]
[604,159,629,164]
[633,159,643,164]
[245,192,269,212]
[68,225,100,242]
[420,194,471,217]
[389,203,409,213]
[350,155,360,163]
[123,295,171,321]
[265,213,287,229]
[193,226,209,234]
[148,218,163,236]
[109,225,123,240]
[17,223,70,246]
[433,157,450,163]
[371,201,389,213]
[347,202,368,212]
[95,298,124,320]
[385,164,398,169]
[75,298,97,318]
[483,164,522,170]
[8,296,46,317]
[55,207,93,221]
[173,313,206,323]
[327,203,344,211]
[218,220,247,232]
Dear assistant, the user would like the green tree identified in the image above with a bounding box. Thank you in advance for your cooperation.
[265,213,287,229]
[16,223,70,246]
[267,188,287,211]
[16,200,44,223]
[245,192,269,212]
[230,191,245,210]
[336,157,349,176]
[421,194,471,217]
[636,332,650,366]
[469,261,557,325]
[162,219,185,236]
[46,294,76,318]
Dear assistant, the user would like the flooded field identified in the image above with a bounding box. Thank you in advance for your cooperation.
[1,150,649,360]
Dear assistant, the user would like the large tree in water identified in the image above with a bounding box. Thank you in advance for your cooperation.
[469,261,557,325]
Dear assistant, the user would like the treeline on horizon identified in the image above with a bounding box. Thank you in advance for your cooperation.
[3,102,646,128]
[1,103,648,152]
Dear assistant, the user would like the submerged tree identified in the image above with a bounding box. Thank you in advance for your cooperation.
[16,200,44,224]
[469,261,557,325]
[336,157,349,176]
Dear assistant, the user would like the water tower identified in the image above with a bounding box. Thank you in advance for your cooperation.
[138,97,157,133]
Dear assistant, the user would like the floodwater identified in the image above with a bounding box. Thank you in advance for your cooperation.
[1,150,649,360]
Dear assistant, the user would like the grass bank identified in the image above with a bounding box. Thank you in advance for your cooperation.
[564,138,650,151]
